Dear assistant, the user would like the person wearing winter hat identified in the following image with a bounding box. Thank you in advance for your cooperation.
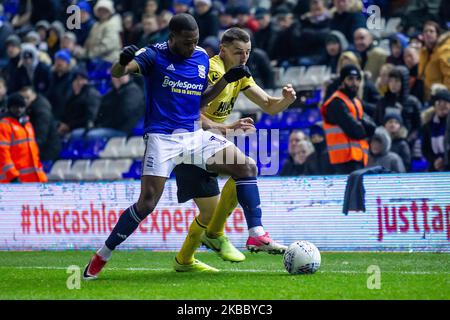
[9,43,51,94]
[0,93,48,183]
[322,30,348,74]
[304,123,335,175]
[368,127,406,173]
[374,65,422,141]
[320,64,376,174]
[383,112,411,171]
[84,0,122,63]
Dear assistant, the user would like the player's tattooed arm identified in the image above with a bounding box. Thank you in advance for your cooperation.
[243,83,297,115]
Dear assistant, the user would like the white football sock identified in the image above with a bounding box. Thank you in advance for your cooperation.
[249,226,265,237]
[97,245,112,261]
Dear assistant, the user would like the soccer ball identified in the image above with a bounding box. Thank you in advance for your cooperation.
[283,241,321,275]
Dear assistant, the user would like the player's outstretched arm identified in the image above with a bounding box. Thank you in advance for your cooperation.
[111,46,140,78]
[201,65,252,106]
[244,84,297,115]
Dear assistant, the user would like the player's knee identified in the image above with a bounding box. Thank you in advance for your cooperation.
[234,162,258,178]
[137,196,158,219]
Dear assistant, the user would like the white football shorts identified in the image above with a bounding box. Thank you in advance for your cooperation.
[141,129,233,178]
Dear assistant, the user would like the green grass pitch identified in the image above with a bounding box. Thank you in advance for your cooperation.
[0,251,448,300]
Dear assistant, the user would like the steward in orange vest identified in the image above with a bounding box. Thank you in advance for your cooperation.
[320,65,376,174]
[0,93,47,183]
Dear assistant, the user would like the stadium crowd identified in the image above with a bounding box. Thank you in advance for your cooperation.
[0,0,449,182]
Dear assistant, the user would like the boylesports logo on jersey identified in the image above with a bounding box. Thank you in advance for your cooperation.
[161,76,204,91]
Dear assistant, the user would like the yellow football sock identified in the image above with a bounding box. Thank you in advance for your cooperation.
[207,177,238,238]
[176,217,207,265]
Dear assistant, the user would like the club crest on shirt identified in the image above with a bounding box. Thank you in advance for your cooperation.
[135,48,146,56]
[198,65,206,79]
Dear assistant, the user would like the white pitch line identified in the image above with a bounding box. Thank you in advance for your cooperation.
[0,266,448,275]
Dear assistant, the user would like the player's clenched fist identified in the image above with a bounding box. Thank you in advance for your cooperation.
[223,65,252,83]
[282,84,297,102]
[119,45,139,66]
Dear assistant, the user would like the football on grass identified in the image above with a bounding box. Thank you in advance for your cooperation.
[283,241,321,275]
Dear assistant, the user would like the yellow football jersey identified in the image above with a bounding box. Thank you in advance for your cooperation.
[203,55,256,123]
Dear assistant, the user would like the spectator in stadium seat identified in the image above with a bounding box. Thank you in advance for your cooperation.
[156,10,173,43]
[297,0,331,66]
[35,20,50,51]
[368,127,406,173]
[418,21,450,101]
[60,32,78,66]
[0,93,47,183]
[47,21,65,58]
[403,46,424,103]
[386,33,409,66]
[194,0,219,44]
[121,12,140,47]
[254,7,279,61]
[421,89,450,172]
[23,31,52,65]
[73,1,95,47]
[375,63,395,97]
[304,123,335,175]
[83,0,123,63]
[280,133,314,176]
[19,86,61,161]
[57,68,101,137]
[383,113,411,171]
[234,5,260,34]
[137,15,161,48]
[320,30,348,74]
[321,65,376,174]
[2,35,22,94]
[272,10,302,66]
[11,0,59,29]
[218,7,237,37]
[374,66,422,143]
[88,74,144,139]
[247,48,275,89]
[47,50,74,121]
[329,0,366,44]
[173,0,194,15]
[10,43,51,95]
[143,0,159,18]
[353,28,389,81]
[0,13,14,63]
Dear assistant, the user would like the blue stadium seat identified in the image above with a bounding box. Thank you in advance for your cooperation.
[411,158,429,172]
[132,117,145,136]
[122,160,142,180]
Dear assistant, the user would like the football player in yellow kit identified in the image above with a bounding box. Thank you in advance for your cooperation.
[174,27,296,272]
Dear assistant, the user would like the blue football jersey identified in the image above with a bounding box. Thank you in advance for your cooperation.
[134,42,210,134]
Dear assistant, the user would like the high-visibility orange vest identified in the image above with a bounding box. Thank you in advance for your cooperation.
[0,116,48,183]
[320,90,369,166]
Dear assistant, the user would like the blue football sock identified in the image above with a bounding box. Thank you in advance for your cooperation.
[105,204,142,250]
[235,177,263,229]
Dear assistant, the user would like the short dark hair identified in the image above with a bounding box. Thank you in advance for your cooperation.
[19,86,35,94]
[388,68,403,81]
[221,27,250,44]
[169,13,198,34]
[423,20,441,35]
